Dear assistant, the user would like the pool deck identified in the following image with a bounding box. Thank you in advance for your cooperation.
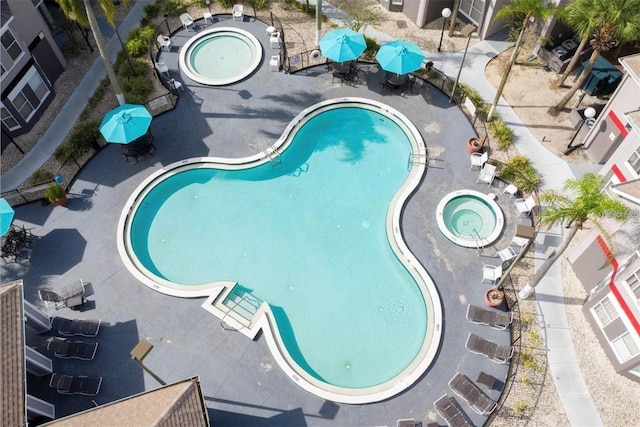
[5,16,534,427]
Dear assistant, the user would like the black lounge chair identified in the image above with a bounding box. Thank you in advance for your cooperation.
[47,338,98,360]
[57,318,101,337]
[38,280,86,310]
[434,394,473,426]
[448,372,497,415]
[49,373,102,395]
[466,304,514,330]
[465,333,514,364]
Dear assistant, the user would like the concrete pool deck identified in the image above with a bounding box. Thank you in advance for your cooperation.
[4,12,552,427]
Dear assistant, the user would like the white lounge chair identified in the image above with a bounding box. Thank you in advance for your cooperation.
[232,4,244,21]
[469,151,488,170]
[157,34,171,51]
[514,193,536,216]
[180,13,195,30]
[481,264,502,285]
[511,235,530,251]
[496,246,517,264]
[477,163,496,186]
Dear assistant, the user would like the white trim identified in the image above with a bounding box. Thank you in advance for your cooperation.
[7,66,50,122]
[1,102,21,131]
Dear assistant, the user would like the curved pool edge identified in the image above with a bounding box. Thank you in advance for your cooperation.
[178,27,263,86]
[116,97,443,404]
[435,189,505,248]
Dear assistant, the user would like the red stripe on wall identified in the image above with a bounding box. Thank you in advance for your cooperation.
[611,164,627,182]
[595,235,640,335]
[608,110,629,137]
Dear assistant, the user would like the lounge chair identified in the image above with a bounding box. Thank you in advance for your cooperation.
[232,4,244,21]
[476,163,496,186]
[481,264,502,285]
[469,151,488,170]
[49,373,102,395]
[466,304,514,330]
[465,333,514,364]
[38,280,86,310]
[57,318,101,337]
[434,394,473,426]
[514,193,536,216]
[47,338,98,360]
[448,372,497,415]
[496,246,517,265]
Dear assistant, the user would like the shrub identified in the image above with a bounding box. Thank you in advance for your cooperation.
[143,3,160,19]
[158,0,186,17]
[44,183,66,203]
[458,83,488,117]
[125,26,155,57]
[68,120,100,153]
[364,36,379,59]
[122,75,153,104]
[499,155,540,194]
[488,119,514,149]
[513,400,531,417]
[117,57,148,78]
[30,169,53,185]
[520,350,539,370]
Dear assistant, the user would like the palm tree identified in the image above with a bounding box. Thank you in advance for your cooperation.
[553,0,593,88]
[487,0,556,121]
[57,0,126,105]
[519,173,630,299]
[553,0,640,112]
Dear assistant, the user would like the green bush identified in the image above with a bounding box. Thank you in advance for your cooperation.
[143,3,160,19]
[44,184,66,203]
[158,0,187,16]
[513,401,531,417]
[458,83,489,117]
[117,57,148,78]
[69,120,100,152]
[499,155,540,194]
[364,37,379,59]
[125,26,155,58]
[122,75,153,104]
[30,169,53,185]
[488,119,514,150]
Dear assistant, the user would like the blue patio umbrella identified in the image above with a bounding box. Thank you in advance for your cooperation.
[0,198,15,236]
[99,104,153,144]
[375,40,426,75]
[319,28,367,63]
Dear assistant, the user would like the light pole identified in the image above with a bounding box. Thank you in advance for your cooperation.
[564,107,596,155]
[131,339,166,386]
[438,8,451,52]
[449,24,476,103]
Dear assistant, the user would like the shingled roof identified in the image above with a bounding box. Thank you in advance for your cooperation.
[0,280,26,427]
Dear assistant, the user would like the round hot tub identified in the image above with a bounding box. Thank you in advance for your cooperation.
[436,190,504,248]
[178,27,262,85]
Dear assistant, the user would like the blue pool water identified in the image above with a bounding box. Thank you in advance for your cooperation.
[190,34,254,80]
[443,195,497,239]
[129,107,428,389]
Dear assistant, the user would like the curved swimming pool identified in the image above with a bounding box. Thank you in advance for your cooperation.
[117,98,442,404]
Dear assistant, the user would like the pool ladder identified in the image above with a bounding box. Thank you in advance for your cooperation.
[407,151,428,168]
[220,290,262,331]
[463,229,486,256]
[260,142,281,167]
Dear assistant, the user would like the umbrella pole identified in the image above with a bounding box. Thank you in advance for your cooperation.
[315,0,322,47]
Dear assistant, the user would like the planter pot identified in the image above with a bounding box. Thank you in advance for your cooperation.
[484,288,504,307]
[467,137,483,154]
[53,195,68,207]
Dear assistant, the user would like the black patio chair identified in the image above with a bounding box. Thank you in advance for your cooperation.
[47,338,98,360]
[448,372,497,415]
[49,373,102,395]
[434,394,473,427]
[57,318,101,337]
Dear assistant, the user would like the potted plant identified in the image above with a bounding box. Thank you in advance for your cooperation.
[467,136,483,154]
[484,288,505,307]
[44,183,67,206]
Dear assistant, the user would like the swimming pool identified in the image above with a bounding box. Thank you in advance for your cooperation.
[178,27,262,85]
[117,98,442,404]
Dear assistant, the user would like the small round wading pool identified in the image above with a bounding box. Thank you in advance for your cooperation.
[436,190,504,247]
[179,27,262,85]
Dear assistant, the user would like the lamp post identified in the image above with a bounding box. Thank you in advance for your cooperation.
[564,107,596,155]
[449,24,476,103]
[131,339,166,386]
[438,8,451,52]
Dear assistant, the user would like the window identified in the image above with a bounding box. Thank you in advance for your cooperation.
[1,105,20,131]
[611,332,640,362]
[1,29,23,61]
[459,0,485,24]
[627,268,640,300]
[627,147,640,176]
[8,67,50,122]
[593,296,618,326]
[391,0,403,4]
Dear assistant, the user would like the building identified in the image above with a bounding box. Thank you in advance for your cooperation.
[568,54,640,383]
[1,0,66,141]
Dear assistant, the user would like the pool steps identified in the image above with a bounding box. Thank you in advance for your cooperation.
[221,287,262,327]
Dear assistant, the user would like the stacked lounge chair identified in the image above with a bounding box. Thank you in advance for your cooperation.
[466,304,514,330]
[49,373,102,395]
[38,279,86,310]
[449,372,497,415]
[434,394,473,426]
[465,333,514,364]
[57,318,101,337]
[47,338,98,360]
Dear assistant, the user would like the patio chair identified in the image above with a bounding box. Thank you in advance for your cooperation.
[502,183,518,197]
[466,304,514,330]
[39,280,86,310]
[476,163,496,186]
[448,372,497,415]
[47,338,98,360]
[511,235,530,252]
[180,13,195,30]
[270,55,280,72]
[156,34,171,51]
[434,394,473,427]
[155,61,170,78]
[270,31,282,49]
[465,333,514,364]
[514,193,536,216]
[232,4,244,21]
[469,151,488,170]
[496,246,517,265]
[481,264,502,285]
[57,318,101,337]
[49,373,103,395]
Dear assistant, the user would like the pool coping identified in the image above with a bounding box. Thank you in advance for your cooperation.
[178,26,263,86]
[116,97,443,404]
